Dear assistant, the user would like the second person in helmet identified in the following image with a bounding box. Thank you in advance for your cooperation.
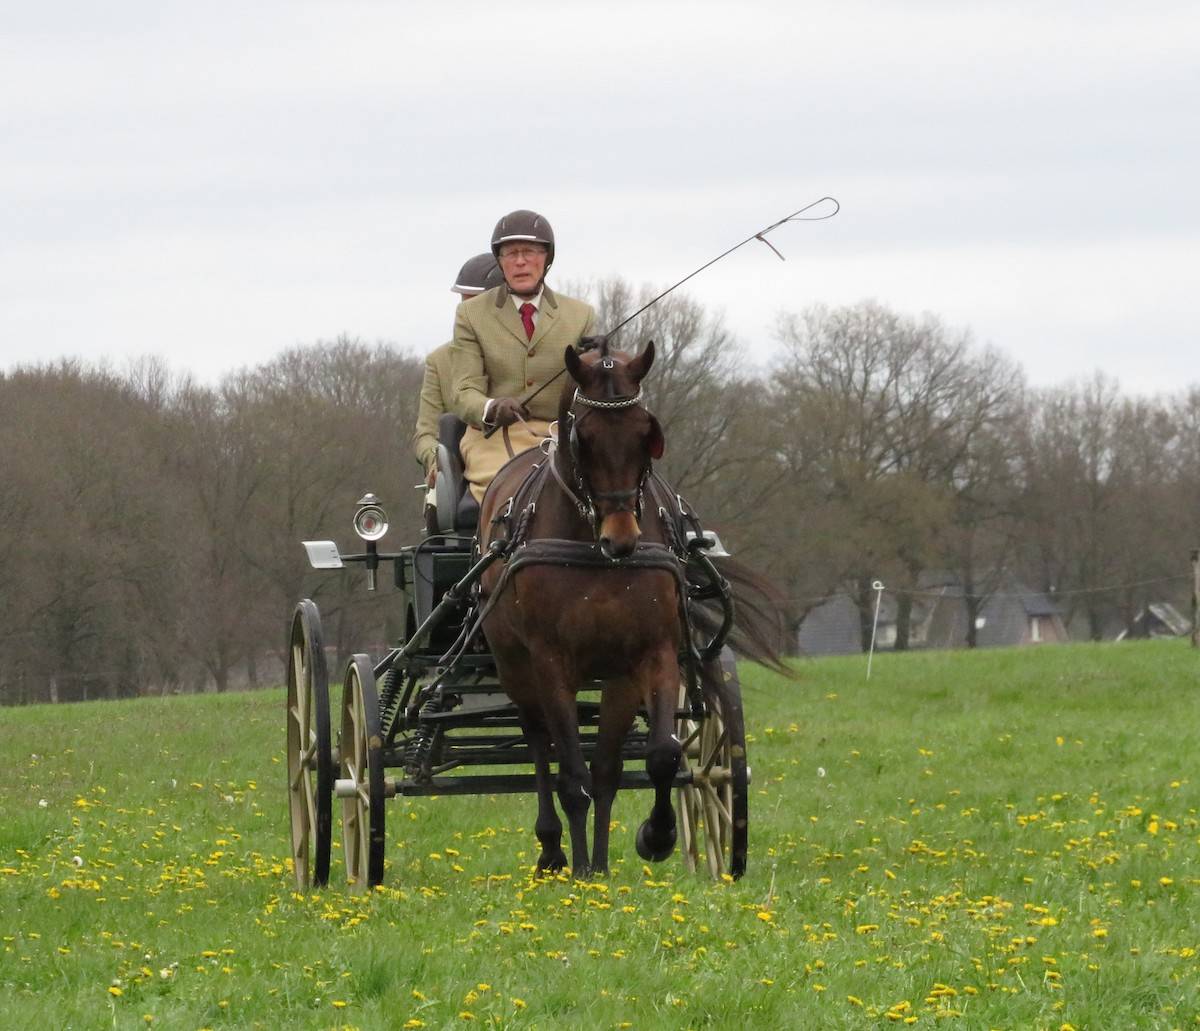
[451,209,595,502]
[411,252,505,485]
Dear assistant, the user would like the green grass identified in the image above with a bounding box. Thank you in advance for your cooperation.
[2,641,1199,1029]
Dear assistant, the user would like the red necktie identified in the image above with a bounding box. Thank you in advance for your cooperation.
[519,302,535,341]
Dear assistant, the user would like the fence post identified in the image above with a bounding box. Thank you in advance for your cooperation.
[1192,549,1199,648]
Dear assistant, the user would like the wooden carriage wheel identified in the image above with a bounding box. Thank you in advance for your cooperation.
[286,600,333,889]
[339,654,387,891]
[676,648,749,879]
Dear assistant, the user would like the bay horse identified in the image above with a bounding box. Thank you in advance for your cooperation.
[477,339,787,877]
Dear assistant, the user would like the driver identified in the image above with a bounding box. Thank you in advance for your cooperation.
[451,209,595,502]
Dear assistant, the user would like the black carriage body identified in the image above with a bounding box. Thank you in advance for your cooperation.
[393,537,474,656]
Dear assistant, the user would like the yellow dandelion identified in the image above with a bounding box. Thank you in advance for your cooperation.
[331,1000,347,1008]
[512,998,527,1009]
[848,995,864,1006]
[756,911,773,923]
[107,986,123,997]
[403,1021,425,1030]
[1160,877,1174,887]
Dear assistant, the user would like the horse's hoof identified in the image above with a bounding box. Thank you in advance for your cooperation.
[537,849,568,873]
[635,820,676,863]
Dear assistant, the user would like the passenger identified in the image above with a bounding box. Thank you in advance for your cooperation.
[451,209,595,502]
[411,253,505,491]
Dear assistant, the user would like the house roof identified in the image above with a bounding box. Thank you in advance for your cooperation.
[1021,593,1062,617]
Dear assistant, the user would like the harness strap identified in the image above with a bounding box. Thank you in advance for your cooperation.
[548,448,591,520]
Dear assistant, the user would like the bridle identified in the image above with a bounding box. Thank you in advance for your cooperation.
[551,374,652,536]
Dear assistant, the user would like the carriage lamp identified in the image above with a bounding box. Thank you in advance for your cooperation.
[353,494,389,542]
[353,493,388,592]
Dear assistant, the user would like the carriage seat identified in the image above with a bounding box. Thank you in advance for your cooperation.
[432,413,479,534]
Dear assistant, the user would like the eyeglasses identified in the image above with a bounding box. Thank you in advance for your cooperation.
[498,246,547,262]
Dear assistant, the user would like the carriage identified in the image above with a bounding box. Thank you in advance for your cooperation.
[286,376,754,892]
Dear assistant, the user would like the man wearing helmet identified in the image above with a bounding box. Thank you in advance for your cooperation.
[411,252,505,486]
[451,209,595,502]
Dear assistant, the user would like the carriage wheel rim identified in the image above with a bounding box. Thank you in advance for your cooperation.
[287,603,332,891]
[341,656,385,891]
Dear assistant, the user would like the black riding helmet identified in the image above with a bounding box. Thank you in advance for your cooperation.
[490,209,555,269]
[452,253,505,295]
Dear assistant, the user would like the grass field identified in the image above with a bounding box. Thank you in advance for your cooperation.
[2,641,1198,1030]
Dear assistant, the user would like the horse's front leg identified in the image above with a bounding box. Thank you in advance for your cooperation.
[517,705,567,873]
[532,657,592,878]
[590,679,640,876]
[635,645,682,863]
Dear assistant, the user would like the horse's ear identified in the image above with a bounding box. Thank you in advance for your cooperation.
[648,413,665,460]
[628,339,655,382]
[565,345,584,383]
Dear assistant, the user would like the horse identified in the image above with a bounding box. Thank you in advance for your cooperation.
[476,338,788,878]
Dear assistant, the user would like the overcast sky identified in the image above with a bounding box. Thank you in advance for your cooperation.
[2,1,1196,394]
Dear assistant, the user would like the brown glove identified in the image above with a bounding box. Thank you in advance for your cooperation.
[489,397,528,428]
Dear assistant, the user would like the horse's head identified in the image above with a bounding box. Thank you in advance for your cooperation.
[561,338,664,560]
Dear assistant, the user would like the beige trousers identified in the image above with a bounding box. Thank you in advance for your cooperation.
[461,419,552,502]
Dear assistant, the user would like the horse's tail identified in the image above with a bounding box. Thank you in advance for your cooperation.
[690,556,797,679]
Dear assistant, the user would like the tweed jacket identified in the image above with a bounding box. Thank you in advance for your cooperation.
[450,284,595,426]
[411,341,454,473]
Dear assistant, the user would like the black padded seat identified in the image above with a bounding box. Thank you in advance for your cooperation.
[433,413,479,535]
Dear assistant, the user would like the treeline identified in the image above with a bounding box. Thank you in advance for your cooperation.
[1,343,427,705]
[3,281,1197,704]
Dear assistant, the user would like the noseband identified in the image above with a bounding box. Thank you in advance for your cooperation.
[554,384,652,534]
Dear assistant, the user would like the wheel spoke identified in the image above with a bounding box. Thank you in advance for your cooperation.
[305,774,317,830]
[701,780,733,824]
[702,726,729,775]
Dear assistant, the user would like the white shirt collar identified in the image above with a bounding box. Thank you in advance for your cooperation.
[510,288,543,311]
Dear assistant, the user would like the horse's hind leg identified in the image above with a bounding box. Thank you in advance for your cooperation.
[518,706,567,873]
[635,646,683,863]
[590,679,639,875]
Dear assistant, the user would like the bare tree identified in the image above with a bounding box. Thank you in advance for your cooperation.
[771,302,1023,649]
